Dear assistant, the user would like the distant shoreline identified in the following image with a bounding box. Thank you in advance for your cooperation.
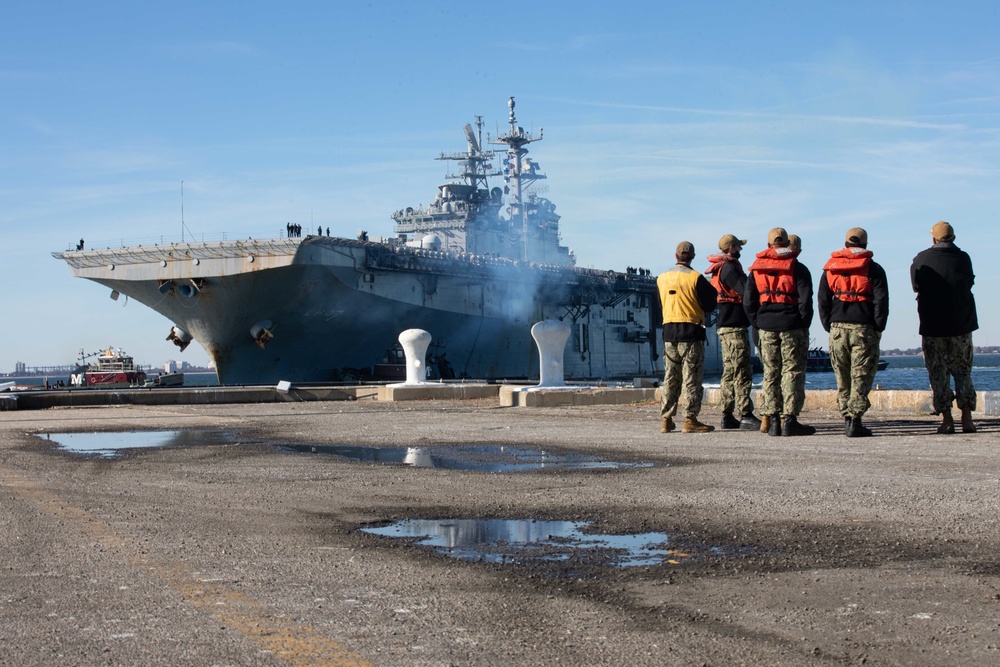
[1,369,217,379]
[881,347,1000,356]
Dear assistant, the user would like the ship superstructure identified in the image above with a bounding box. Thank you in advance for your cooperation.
[55,98,721,384]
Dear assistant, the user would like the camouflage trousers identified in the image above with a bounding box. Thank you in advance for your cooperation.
[717,326,754,417]
[829,323,880,419]
[659,340,705,419]
[757,328,808,417]
[922,334,977,414]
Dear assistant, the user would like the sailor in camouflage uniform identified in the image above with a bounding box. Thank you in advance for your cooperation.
[705,234,761,430]
[657,241,718,434]
[744,228,816,436]
[910,221,979,434]
[818,228,889,437]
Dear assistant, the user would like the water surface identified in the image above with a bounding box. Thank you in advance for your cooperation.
[283,444,652,472]
[362,518,747,568]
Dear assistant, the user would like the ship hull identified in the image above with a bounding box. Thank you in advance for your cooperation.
[56,237,720,384]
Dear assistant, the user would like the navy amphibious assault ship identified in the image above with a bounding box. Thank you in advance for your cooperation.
[54,98,721,384]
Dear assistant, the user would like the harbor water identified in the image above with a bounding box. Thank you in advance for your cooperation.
[5,355,1000,392]
[739,353,1000,392]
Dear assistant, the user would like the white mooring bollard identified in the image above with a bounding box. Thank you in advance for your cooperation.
[530,319,572,387]
[398,328,433,385]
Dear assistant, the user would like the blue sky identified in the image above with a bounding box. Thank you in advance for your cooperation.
[3,1,999,371]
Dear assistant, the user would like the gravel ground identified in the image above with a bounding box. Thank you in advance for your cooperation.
[1,399,999,666]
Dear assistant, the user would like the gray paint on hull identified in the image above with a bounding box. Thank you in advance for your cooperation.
[57,237,719,383]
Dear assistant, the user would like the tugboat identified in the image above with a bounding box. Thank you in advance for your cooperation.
[70,347,148,388]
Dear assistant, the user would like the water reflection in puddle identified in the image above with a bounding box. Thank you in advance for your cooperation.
[42,430,240,458]
[283,444,652,472]
[362,518,722,568]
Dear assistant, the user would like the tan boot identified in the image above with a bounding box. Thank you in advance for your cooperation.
[961,407,976,433]
[682,417,715,433]
[759,414,770,434]
[661,417,675,433]
[937,409,955,434]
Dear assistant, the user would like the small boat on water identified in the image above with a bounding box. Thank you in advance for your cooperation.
[806,348,833,372]
[751,348,889,373]
[805,348,889,372]
[70,347,148,388]
[147,372,184,387]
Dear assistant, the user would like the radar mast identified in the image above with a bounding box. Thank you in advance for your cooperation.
[492,96,545,261]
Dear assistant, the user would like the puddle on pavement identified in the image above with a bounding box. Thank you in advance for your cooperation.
[42,430,240,458]
[282,444,652,472]
[40,434,653,470]
[361,518,738,568]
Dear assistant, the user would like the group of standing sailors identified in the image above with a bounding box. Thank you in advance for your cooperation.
[286,223,332,238]
[657,221,978,437]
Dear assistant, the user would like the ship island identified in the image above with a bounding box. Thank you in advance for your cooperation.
[54,98,723,385]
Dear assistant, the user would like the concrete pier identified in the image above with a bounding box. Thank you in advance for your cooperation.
[5,383,998,416]
[2,399,998,666]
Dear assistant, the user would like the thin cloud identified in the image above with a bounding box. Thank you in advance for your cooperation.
[162,40,257,58]
[0,68,53,82]
[546,96,967,130]
[14,115,57,135]
[491,40,547,52]
[494,31,632,53]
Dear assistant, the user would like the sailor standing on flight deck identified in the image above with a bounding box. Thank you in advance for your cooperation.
[744,227,816,437]
[657,241,718,434]
[910,221,979,434]
[704,234,761,430]
[818,227,889,438]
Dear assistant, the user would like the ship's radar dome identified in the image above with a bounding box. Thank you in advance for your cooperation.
[421,234,442,250]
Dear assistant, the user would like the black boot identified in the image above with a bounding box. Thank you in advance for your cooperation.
[767,414,782,437]
[846,417,872,438]
[739,413,763,430]
[721,412,741,429]
[844,417,852,436]
[781,415,816,436]
[960,407,976,433]
[937,409,955,434]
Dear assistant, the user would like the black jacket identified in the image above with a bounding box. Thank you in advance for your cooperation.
[744,261,813,332]
[910,243,978,337]
[716,261,752,329]
[818,258,889,332]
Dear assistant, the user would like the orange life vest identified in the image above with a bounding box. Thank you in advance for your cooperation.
[749,247,799,305]
[823,247,873,302]
[704,253,743,304]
